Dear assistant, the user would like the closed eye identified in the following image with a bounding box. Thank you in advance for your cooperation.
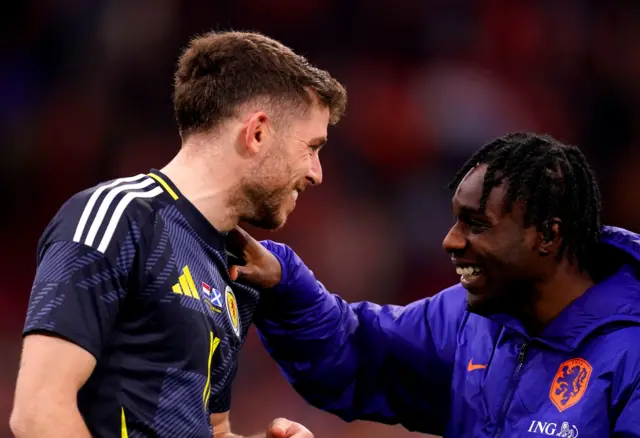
[467,218,486,227]
[310,137,327,151]
[309,143,324,156]
[468,219,489,233]
[456,214,490,233]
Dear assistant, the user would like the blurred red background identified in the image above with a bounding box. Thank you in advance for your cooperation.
[2,1,640,437]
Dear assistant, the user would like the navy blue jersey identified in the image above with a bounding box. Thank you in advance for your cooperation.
[23,170,260,438]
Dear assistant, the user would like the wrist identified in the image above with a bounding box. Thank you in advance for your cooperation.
[259,241,316,293]
[268,247,317,295]
[269,249,288,288]
[258,241,323,312]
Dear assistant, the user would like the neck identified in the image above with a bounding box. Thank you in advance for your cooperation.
[160,138,244,233]
[520,263,594,333]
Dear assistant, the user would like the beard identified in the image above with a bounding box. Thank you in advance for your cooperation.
[237,176,293,230]
[241,185,287,230]
[236,140,300,230]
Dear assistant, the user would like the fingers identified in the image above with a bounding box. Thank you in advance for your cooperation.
[267,420,285,438]
[229,264,251,282]
[227,226,253,282]
[267,417,287,438]
[226,226,249,256]
[227,226,248,245]
[227,226,259,251]
[229,265,239,281]
[268,418,313,438]
[226,226,283,288]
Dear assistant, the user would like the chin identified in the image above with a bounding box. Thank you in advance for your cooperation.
[466,292,488,314]
[246,217,283,231]
[246,210,289,231]
[465,288,503,316]
[466,282,528,316]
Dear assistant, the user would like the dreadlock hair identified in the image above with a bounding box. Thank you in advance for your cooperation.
[448,132,601,272]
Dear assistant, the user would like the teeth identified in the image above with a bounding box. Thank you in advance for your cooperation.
[456,265,481,276]
[292,190,299,201]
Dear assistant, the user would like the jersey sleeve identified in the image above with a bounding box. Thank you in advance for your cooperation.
[254,241,466,434]
[23,184,156,359]
[614,376,640,437]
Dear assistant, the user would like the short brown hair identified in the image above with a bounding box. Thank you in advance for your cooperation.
[173,31,347,137]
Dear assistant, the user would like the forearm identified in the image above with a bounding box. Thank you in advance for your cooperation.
[11,403,91,438]
[255,245,391,421]
[256,242,448,427]
[258,296,396,417]
[257,282,353,360]
[257,241,354,360]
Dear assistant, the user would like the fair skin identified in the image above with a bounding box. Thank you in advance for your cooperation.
[161,96,328,233]
[226,166,596,333]
[211,412,313,438]
[11,336,311,438]
[10,96,328,438]
[11,335,95,438]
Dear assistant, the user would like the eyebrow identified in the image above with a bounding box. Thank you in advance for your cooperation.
[309,137,327,148]
[458,205,482,215]
[457,205,492,220]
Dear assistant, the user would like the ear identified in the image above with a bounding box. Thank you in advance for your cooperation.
[538,218,562,257]
[244,112,271,154]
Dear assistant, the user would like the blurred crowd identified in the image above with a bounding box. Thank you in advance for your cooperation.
[2,0,640,436]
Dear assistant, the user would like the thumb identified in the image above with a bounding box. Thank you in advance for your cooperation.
[229,265,250,281]
[268,418,291,438]
[229,264,259,283]
[229,265,242,281]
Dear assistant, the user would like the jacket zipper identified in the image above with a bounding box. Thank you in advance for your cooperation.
[494,342,528,438]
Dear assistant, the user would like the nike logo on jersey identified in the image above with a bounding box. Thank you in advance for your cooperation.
[468,358,487,372]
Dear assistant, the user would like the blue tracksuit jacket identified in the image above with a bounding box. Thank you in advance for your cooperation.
[254,226,640,437]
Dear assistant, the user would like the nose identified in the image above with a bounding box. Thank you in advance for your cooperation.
[442,223,467,254]
[307,153,323,186]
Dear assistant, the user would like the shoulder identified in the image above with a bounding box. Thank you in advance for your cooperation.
[595,325,640,371]
[377,284,467,333]
[422,284,469,348]
[38,173,171,257]
[586,325,640,406]
[427,283,468,322]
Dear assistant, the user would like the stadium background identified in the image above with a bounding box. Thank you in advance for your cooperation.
[2,1,640,437]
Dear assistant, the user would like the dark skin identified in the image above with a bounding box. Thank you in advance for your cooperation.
[227,164,596,335]
[443,164,595,332]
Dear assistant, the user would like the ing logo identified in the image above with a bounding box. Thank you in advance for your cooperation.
[549,358,592,412]
[528,420,579,437]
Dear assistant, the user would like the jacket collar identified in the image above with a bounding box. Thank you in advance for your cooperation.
[487,226,640,352]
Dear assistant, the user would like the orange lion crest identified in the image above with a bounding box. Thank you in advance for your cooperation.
[549,358,592,412]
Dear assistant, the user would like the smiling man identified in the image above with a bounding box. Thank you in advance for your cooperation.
[11,31,346,438]
[230,132,640,437]
[442,133,601,331]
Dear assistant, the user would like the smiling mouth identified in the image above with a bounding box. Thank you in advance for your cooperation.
[455,265,482,276]
[453,263,486,290]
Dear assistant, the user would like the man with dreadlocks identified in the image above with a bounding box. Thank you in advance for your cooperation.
[227,132,640,437]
